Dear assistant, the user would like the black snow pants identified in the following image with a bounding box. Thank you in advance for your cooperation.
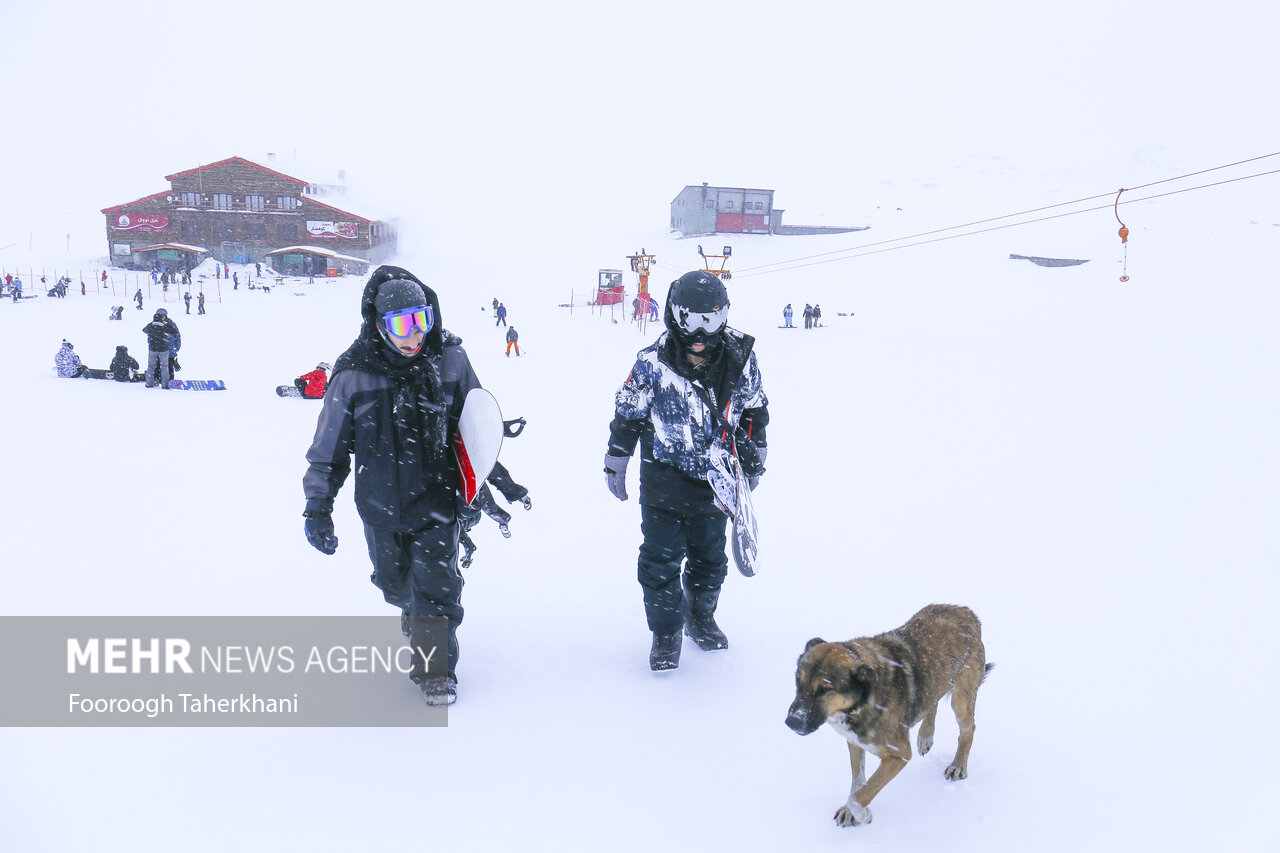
[636,504,728,634]
[364,520,462,681]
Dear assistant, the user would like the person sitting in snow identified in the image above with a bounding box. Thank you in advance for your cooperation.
[294,362,331,399]
[109,345,140,382]
[55,340,87,378]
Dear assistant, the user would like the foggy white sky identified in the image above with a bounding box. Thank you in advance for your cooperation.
[2,0,1276,258]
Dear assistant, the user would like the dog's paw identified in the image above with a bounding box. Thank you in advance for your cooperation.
[834,803,872,827]
[917,733,934,755]
[944,762,968,781]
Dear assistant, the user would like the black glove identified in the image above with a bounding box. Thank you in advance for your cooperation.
[604,454,630,501]
[747,446,767,491]
[303,510,338,555]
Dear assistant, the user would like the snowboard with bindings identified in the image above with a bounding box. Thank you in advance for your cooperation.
[276,384,321,398]
[83,368,145,382]
[453,388,504,506]
[168,379,226,390]
[708,445,760,577]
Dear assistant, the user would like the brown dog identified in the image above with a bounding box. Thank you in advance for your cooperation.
[784,604,991,827]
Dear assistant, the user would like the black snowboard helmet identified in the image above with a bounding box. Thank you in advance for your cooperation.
[664,270,730,355]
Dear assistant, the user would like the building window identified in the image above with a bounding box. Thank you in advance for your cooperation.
[246,222,267,240]
[180,221,202,240]
[277,223,298,242]
[755,201,764,210]
[211,193,232,210]
[726,200,734,210]
[278,196,301,210]
[178,192,200,206]
[245,195,265,212]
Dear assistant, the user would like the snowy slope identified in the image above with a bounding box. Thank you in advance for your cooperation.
[1,158,1278,851]
[3,0,1280,848]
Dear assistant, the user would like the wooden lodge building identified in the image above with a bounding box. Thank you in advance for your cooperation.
[101,156,396,275]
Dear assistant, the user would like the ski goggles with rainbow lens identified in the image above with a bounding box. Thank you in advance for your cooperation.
[381,305,434,337]
[670,301,730,336]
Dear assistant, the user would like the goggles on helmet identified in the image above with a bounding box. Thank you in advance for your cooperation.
[670,301,729,336]
[381,305,433,338]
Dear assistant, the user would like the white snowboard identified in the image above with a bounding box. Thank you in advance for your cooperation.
[453,388,504,505]
[708,443,760,577]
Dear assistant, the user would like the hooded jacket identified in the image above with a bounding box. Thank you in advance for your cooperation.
[55,343,83,378]
[297,368,328,398]
[143,315,176,352]
[303,265,481,532]
[109,346,139,381]
[608,328,769,515]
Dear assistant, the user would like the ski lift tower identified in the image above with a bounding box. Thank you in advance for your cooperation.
[627,248,656,296]
[627,248,656,324]
[698,244,733,281]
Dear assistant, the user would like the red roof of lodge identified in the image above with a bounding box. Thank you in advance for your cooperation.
[302,196,372,223]
[101,190,170,214]
[164,156,310,186]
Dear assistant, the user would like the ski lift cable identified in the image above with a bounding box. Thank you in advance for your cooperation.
[735,150,1280,274]
[734,166,1280,278]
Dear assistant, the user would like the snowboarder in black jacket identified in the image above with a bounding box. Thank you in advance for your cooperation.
[604,271,769,671]
[142,309,178,387]
[109,346,140,381]
[302,265,489,706]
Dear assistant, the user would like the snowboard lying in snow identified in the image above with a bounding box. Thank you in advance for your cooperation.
[168,379,227,390]
[81,369,145,382]
[276,385,321,398]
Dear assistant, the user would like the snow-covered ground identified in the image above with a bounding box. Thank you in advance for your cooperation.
[4,1,1280,849]
[2,153,1278,850]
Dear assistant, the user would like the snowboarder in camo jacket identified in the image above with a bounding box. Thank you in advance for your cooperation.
[604,270,769,671]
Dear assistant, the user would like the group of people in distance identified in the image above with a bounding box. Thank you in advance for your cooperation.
[782,302,822,328]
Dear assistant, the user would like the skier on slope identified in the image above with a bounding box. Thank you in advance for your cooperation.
[603,270,769,671]
[302,266,509,706]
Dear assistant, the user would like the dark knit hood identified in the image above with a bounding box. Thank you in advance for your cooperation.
[330,265,461,471]
[358,265,445,357]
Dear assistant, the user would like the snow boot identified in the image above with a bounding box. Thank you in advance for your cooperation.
[683,587,728,651]
[420,675,457,706]
[649,631,682,671]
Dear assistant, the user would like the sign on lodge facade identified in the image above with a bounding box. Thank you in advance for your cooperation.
[102,157,396,272]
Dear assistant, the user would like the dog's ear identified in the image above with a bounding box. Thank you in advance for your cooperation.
[804,637,826,652]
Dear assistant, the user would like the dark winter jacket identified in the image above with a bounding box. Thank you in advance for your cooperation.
[143,317,175,352]
[608,328,769,515]
[304,265,482,532]
[505,327,518,343]
[110,346,139,381]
